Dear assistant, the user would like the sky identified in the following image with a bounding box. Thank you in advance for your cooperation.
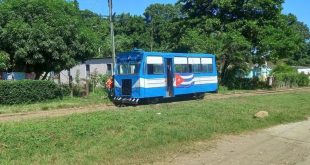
[78,0,310,27]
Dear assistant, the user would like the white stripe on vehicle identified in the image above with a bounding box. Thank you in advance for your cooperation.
[194,76,218,84]
[114,80,121,88]
[180,74,194,79]
[129,76,217,88]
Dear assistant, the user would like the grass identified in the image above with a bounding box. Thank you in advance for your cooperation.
[0,90,110,114]
[0,91,310,164]
[217,85,271,94]
[0,86,266,114]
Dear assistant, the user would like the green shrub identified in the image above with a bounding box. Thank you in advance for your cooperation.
[273,73,309,88]
[0,80,63,105]
[297,73,310,87]
[225,77,269,90]
[99,74,111,87]
[271,63,309,88]
[72,84,86,97]
[272,63,296,74]
[59,84,71,97]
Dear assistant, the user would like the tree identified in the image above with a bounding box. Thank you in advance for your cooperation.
[73,0,79,10]
[0,51,9,71]
[144,4,181,51]
[0,0,99,79]
[113,13,150,52]
[176,0,310,84]
[283,14,310,66]
[79,10,110,57]
[178,0,284,21]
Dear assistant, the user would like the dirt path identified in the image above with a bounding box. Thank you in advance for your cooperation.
[0,87,309,123]
[156,118,310,165]
[0,104,116,123]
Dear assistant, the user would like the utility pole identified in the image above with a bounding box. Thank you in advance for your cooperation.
[108,0,116,75]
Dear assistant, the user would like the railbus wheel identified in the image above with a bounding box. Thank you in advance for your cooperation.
[194,93,205,100]
[147,97,161,104]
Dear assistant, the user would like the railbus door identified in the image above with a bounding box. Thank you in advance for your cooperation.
[166,58,174,97]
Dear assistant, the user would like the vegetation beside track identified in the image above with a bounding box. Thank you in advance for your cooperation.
[0,87,308,115]
[0,90,109,114]
[0,91,309,164]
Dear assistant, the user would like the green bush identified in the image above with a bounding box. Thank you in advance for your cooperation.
[271,64,309,88]
[271,63,296,74]
[273,72,309,88]
[59,84,71,97]
[225,77,269,90]
[99,74,111,87]
[72,84,86,97]
[0,80,63,105]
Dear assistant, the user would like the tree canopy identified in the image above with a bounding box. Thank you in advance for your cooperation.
[0,0,101,78]
[0,0,309,82]
[0,51,9,71]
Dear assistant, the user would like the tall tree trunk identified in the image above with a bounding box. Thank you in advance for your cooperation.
[220,60,230,85]
[34,72,42,80]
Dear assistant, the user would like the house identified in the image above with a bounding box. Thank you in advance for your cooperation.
[1,72,27,80]
[243,63,273,81]
[57,58,113,84]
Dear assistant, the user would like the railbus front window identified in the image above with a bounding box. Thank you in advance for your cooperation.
[117,63,140,75]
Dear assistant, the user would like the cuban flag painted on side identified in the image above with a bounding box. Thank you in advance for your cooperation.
[175,73,194,88]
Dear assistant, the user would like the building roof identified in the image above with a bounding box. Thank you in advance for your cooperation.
[295,66,310,69]
[83,58,113,65]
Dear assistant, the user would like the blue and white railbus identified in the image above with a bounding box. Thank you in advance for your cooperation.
[113,49,218,105]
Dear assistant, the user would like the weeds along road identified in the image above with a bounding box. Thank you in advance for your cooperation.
[0,87,309,123]
[155,118,310,165]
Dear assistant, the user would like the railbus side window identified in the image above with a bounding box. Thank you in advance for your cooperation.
[188,58,201,73]
[146,56,164,74]
[201,58,213,73]
[174,57,189,73]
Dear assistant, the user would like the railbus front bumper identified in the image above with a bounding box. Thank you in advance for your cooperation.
[113,97,140,105]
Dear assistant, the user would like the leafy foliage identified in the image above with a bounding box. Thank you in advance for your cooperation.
[0,0,100,78]
[273,73,309,88]
[271,63,297,74]
[144,3,181,51]
[175,0,309,84]
[271,64,309,88]
[0,51,9,70]
[0,80,63,104]
[0,0,309,88]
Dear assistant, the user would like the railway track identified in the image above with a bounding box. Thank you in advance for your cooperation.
[0,87,309,123]
[206,87,310,100]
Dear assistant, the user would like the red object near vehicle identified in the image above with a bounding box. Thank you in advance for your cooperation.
[105,76,114,89]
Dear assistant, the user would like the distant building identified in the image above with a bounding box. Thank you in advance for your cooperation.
[295,66,310,75]
[57,58,113,84]
[238,62,273,81]
[246,65,273,81]
[1,72,26,80]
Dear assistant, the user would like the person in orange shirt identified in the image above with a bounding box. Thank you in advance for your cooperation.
[105,76,114,98]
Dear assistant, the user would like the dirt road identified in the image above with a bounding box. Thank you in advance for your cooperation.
[158,118,310,165]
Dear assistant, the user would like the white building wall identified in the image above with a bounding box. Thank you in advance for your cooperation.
[57,62,112,84]
[59,64,86,84]
[90,64,109,75]
[297,69,310,75]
